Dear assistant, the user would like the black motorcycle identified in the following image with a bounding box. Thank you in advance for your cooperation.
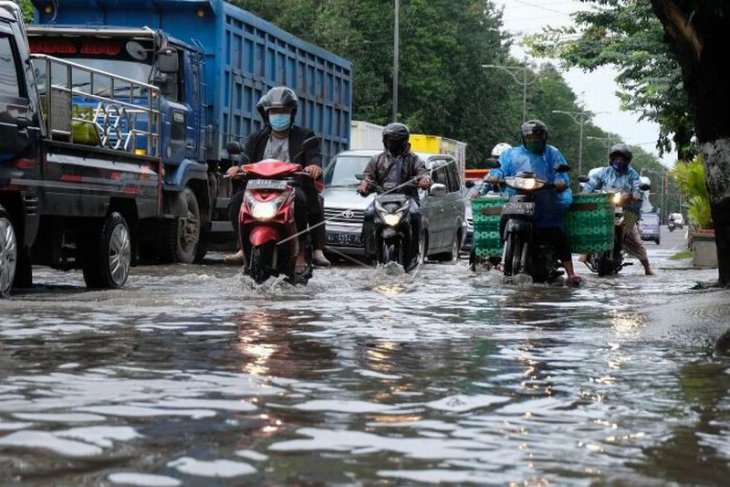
[359,180,424,271]
[578,177,651,277]
[486,162,570,283]
[501,174,560,282]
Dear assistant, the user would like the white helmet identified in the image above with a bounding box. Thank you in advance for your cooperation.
[491,143,512,158]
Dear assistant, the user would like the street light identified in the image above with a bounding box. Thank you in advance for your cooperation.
[586,135,621,148]
[481,60,536,123]
[552,108,604,176]
[393,0,399,122]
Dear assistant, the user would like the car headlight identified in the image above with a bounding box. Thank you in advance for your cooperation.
[251,201,278,220]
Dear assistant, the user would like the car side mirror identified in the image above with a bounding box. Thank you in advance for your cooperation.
[577,175,589,183]
[464,180,475,188]
[429,183,447,197]
[639,183,651,191]
[556,164,571,173]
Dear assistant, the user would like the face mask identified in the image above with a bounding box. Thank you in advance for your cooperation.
[611,160,628,172]
[269,113,291,132]
[385,139,408,156]
[524,140,544,154]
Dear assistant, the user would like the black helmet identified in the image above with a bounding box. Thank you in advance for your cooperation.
[521,119,548,140]
[521,119,548,154]
[382,122,410,156]
[608,142,633,163]
[256,86,298,122]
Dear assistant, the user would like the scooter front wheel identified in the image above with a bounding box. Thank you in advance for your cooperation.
[249,242,275,284]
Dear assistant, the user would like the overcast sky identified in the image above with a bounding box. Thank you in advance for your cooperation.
[492,0,676,167]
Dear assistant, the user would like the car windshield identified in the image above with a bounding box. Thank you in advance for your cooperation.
[324,155,373,187]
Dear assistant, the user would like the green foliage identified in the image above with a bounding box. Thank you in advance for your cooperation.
[14,0,33,22]
[526,0,693,158]
[672,156,712,229]
[235,0,660,169]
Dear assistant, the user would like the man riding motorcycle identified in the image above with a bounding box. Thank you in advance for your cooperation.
[356,123,431,266]
[581,143,654,276]
[485,120,582,285]
[225,86,325,272]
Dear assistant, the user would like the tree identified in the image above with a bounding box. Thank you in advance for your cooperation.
[649,0,730,286]
[526,0,694,159]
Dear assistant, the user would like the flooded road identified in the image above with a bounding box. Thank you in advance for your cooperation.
[1,228,729,485]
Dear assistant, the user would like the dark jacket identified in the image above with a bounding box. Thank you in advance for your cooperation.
[241,126,322,167]
[362,150,428,198]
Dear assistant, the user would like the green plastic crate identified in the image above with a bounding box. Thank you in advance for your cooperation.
[472,196,508,257]
[565,193,615,254]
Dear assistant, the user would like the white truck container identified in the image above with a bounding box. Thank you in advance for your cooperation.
[350,120,384,150]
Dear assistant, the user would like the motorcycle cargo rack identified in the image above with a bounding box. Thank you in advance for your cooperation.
[471,196,509,258]
[565,193,614,254]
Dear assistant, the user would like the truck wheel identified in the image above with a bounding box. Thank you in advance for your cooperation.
[83,212,131,289]
[160,188,201,264]
[175,188,201,264]
[0,205,18,297]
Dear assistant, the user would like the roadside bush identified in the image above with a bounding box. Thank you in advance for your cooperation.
[672,155,712,230]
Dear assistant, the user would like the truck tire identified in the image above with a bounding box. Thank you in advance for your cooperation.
[160,188,201,264]
[83,212,131,289]
[0,205,18,297]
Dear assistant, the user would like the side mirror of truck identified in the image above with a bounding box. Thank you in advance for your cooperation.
[577,175,589,183]
[157,49,179,73]
[556,164,571,173]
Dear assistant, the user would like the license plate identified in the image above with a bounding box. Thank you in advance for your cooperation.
[327,232,361,246]
[247,179,288,190]
[502,202,534,216]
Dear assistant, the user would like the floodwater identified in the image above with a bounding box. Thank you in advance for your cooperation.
[1,229,729,486]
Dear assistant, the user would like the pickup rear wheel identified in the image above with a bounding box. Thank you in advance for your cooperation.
[0,205,18,297]
[83,212,131,289]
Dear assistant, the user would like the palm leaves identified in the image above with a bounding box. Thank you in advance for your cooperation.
[672,156,712,229]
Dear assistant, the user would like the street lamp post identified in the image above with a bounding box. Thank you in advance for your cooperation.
[586,135,621,149]
[481,60,535,123]
[393,0,399,122]
[552,109,595,176]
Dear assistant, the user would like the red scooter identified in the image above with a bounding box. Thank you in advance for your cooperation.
[226,140,318,285]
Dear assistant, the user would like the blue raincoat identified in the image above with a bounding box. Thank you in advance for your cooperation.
[491,145,572,230]
[582,165,642,215]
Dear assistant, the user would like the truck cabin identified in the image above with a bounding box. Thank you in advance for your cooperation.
[26,27,191,101]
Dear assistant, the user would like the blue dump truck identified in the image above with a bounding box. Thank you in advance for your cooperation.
[28,0,352,263]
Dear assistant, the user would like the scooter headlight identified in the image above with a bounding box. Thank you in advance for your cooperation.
[251,201,278,220]
[612,192,623,205]
[383,212,404,227]
[510,177,538,191]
